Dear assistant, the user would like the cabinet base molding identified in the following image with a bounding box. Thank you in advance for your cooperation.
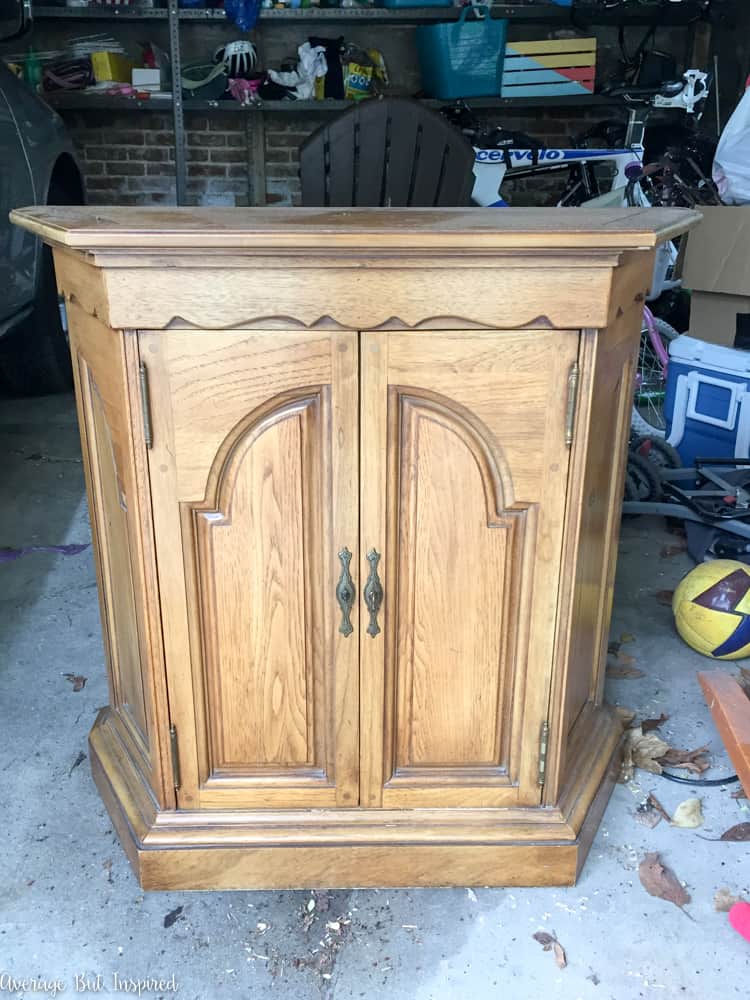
[90,707,622,890]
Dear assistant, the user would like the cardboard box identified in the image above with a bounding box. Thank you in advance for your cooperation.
[682,207,750,347]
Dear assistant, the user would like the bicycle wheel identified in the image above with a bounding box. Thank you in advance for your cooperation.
[631,312,679,439]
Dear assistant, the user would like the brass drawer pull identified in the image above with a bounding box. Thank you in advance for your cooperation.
[364,548,384,638]
[336,547,355,637]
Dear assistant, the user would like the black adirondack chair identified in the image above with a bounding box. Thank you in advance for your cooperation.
[299,98,475,208]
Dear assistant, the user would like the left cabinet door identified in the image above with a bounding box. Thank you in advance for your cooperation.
[141,330,360,810]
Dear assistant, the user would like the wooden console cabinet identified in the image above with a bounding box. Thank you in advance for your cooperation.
[13,206,698,890]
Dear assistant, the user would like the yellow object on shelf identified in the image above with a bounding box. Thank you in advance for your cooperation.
[91,51,133,84]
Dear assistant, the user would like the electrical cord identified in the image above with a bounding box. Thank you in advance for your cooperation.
[660,770,740,785]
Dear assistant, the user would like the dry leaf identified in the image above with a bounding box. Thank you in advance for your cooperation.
[532,931,567,969]
[618,653,636,666]
[648,793,672,822]
[720,823,750,841]
[533,931,556,948]
[63,672,87,692]
[620,632,635,644]
[671,798,704,829]
[636,793,671,827]
[552,941,567,970]
[656,589,675,607]
[639,853,691,911]
[715,887,745,911]
[738,668,750,699]
[607,662,645,680]
[632,729,671,773]
[731,788,748,800]
[163,905,183,929]
[658,745,710,775]
[621,726,671,782]
[614,706,637,728]
[641,713,668,734]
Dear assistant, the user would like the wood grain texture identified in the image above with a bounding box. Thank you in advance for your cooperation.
[67,302,173,808]
[361,330,579,809]
[75,263,617,332]
[143,329,359,809]
[545,250,653,802]
[12,205,701,251]
[30,209,697,889]
[699,672,750,798]
[193,394,321,771]
[88,705,593,889]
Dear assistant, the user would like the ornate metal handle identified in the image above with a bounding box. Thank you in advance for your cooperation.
[364,548,383,638]
[335,547,355,637]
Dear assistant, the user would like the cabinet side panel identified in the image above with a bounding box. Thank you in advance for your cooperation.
[548,250,654,798]
[83,368,149,746]
[563,344,635,731]
[65,296,171,806]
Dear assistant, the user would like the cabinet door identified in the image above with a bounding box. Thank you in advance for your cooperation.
[360,330,579,808]
[142,330,359,810]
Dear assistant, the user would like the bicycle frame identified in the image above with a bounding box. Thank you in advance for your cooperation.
[472,146,641,207]
[471,71,709,210]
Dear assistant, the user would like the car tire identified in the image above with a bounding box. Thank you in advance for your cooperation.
[0,243,72,395]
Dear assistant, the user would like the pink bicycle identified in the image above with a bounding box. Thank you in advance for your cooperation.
[632,306,680,440]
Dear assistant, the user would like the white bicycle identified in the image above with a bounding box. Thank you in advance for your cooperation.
[443,70,718,436]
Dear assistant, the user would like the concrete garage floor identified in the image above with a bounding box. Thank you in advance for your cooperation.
[1,391,750,1000]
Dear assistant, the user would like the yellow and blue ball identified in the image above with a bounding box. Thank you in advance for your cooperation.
[673,559,750,659]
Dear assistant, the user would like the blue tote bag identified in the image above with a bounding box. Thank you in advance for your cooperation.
[417,5,508,100]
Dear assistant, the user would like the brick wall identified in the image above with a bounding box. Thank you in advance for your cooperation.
[61,108,337,206]
[60,104,620,208]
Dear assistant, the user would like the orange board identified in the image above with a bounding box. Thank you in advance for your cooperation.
[698,671,750,797]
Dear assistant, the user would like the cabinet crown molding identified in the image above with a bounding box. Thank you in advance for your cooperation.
[12,206,701,254]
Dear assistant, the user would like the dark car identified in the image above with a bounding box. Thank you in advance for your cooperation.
[1,0,84,393]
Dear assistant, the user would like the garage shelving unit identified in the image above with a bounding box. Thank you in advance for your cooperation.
[33,0,719,205]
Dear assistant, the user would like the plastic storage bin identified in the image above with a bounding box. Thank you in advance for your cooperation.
[416,6,507,100]
[665,335,750,466]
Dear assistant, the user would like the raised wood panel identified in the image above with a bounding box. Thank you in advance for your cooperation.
[193,393,326,774]
[361,330,579,809]
[392,393,526,772]
[143,330,359,809]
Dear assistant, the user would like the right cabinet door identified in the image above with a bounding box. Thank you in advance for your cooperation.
[360,330,580,808]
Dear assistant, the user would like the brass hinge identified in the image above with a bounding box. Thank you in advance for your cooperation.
[537,720,550,788]
[565,361,580,448]
[139,361,153,450]
[169,724,181,790]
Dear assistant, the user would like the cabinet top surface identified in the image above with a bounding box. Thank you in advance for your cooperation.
[11,205,700,253]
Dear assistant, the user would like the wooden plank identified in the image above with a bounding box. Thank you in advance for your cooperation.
[11,206,703,252]
[507,38,597,55]
[699,671,750,797]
